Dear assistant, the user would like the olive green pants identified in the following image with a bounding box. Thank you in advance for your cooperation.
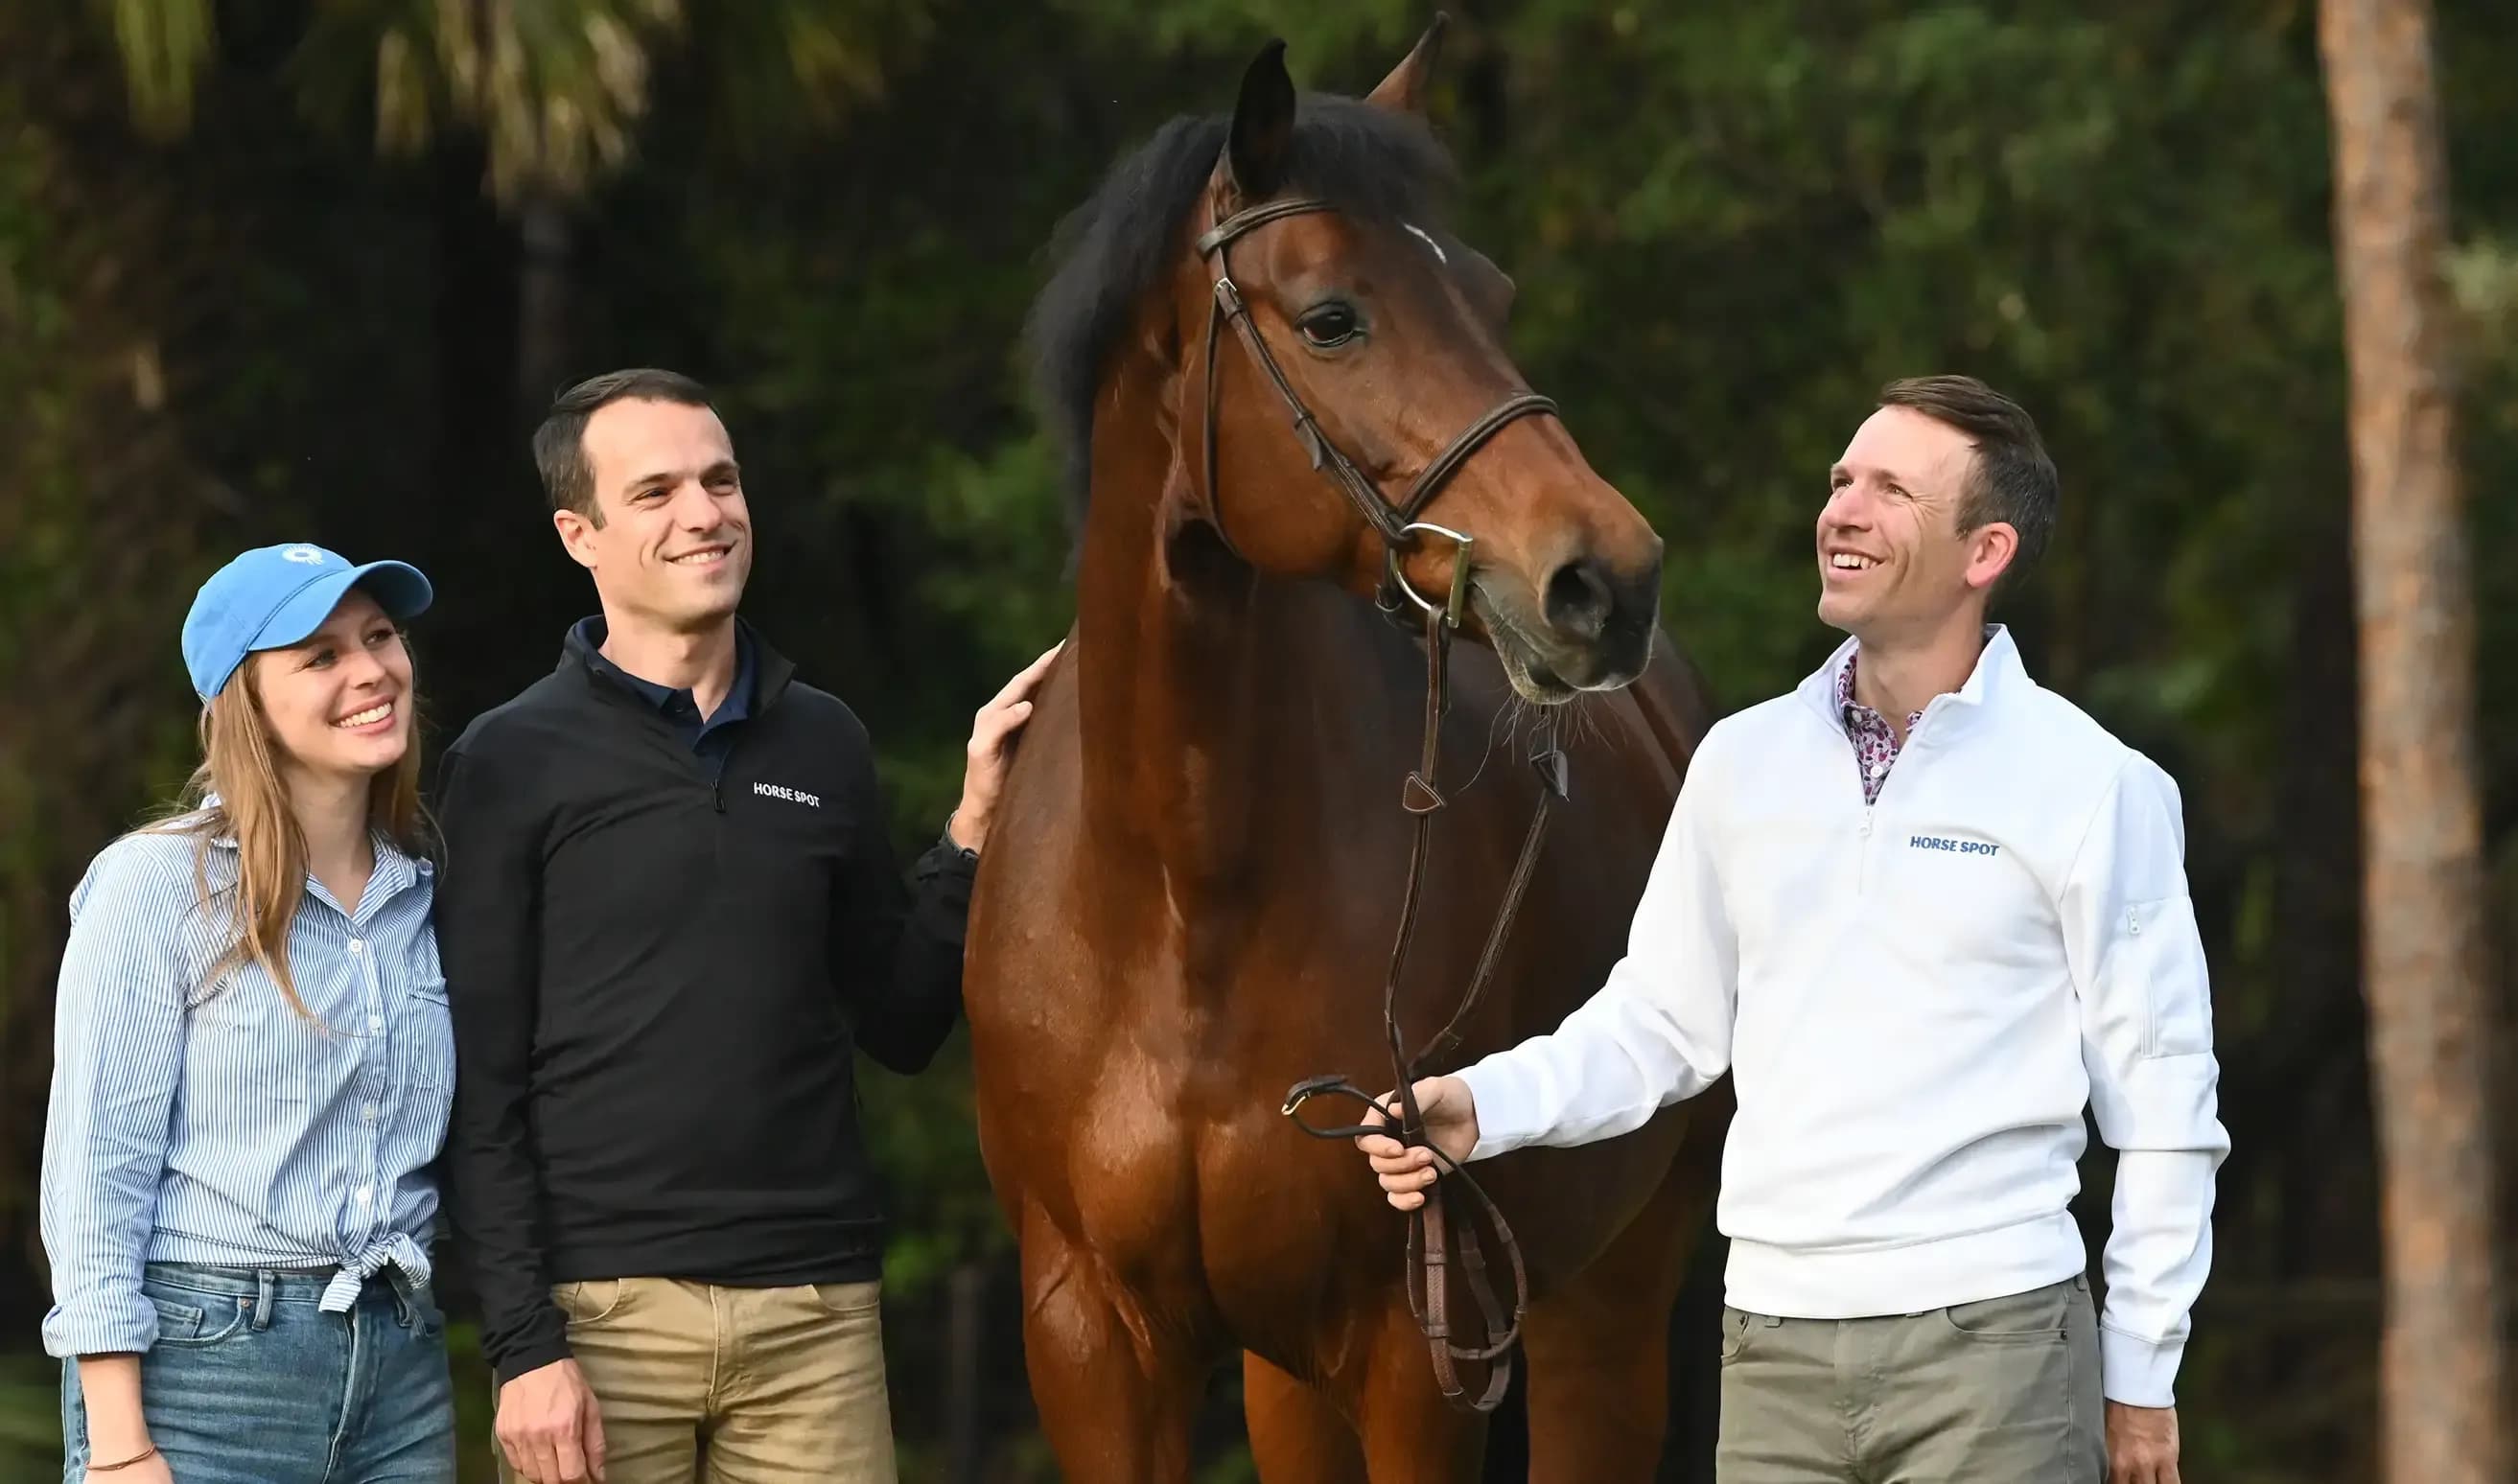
[1714,1274,2105,1483]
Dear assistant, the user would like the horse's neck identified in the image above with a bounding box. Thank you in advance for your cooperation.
[1074,521,1265,882]
[1070,409,1418,890]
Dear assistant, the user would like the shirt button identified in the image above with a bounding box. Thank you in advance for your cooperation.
[362,1101,379,1123]
[354,1186,371,1205]
[368,1013,384,1032]
[347,939,364,955]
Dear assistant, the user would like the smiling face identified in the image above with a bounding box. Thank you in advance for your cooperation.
[249,588,415,787]
[1816,405,2017,646]
[552,397,752,635]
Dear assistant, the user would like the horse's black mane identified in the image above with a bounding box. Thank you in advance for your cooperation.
[1026,94,1459,534]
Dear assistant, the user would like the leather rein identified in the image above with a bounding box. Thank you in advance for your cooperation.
[1190,190,1569,1414]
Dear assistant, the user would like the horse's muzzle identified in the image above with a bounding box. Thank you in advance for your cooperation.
[1534,552,1661,691]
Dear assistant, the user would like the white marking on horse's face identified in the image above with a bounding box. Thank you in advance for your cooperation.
[1402,221,1449,265]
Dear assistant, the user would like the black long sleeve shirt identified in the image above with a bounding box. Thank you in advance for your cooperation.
[432,618,975,1386]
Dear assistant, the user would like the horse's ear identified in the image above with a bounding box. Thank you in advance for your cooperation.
[1365,13,1449,115]
[1225,38,1296,203]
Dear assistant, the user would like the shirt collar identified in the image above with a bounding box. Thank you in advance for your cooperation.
[1805,622,2024,733]
[569,614,757,728]
[1833,648,1923,733]
[195,793,428,893]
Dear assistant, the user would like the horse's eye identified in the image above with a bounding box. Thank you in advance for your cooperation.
[1297,304,1361,348]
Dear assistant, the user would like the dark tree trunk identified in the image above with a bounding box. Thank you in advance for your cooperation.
[516,190,573,416]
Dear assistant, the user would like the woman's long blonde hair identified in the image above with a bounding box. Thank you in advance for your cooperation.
[147,648,431,1019]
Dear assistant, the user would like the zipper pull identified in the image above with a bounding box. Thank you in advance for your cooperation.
[713,781,725,814]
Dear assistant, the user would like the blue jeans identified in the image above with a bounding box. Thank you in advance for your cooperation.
[59,1261,456,1483]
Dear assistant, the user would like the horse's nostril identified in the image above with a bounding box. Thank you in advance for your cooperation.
[1544,558,1615,643]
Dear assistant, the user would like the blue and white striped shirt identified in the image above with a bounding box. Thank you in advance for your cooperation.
[38,819,453,1356]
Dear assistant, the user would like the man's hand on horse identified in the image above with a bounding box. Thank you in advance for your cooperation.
[1354,1075,1480,1211]
[2106,1401,2180,1484]
[950,640,1062,855]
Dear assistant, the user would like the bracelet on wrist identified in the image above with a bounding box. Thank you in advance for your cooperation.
[90,1443,159,1472]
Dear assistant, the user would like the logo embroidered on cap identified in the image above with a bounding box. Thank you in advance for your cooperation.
[281,545,326,565]
[754,781,821,808]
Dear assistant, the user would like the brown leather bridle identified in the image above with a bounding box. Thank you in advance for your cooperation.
[1192,187,1569,1414]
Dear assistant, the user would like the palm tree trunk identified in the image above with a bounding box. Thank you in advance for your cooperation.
[2317,3,2510,1480]
[516,189,573,413]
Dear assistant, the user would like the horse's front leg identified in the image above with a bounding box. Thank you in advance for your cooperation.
[1517,1147,1716,1482]
[1016,1198,1205,1482]
[1354,1293,1492,1484]
[1245,1350,1369,1483]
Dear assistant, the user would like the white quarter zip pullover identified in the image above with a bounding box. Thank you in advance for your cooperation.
[1457,626,2227,1407]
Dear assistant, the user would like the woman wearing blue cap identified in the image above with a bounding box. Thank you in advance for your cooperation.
[39,543,457,1482]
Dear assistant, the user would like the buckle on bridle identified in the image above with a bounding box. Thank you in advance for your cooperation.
[1388,522,1475,628]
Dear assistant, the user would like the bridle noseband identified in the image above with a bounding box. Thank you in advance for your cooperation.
[1196,187,1571,1415]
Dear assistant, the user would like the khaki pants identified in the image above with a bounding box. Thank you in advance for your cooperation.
[497,1276,897,1484]
[1714,1274,2106,1483]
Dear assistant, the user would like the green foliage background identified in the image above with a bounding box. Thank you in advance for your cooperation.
[5,1,2516,1479]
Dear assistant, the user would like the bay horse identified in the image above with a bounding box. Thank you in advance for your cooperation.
[963,20,1730,1481]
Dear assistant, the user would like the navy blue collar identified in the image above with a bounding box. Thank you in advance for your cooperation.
[569,616,758,748]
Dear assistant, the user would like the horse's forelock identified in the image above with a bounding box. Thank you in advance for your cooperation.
[1025,95,1463,546]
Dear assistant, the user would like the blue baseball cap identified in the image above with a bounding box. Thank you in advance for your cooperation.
[181,543,435,699]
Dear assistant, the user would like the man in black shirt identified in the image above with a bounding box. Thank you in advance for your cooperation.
[435,368,1056,1484]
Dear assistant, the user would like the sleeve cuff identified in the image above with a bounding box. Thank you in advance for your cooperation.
[41,1300,158,1360]
[1456,1058,1541,1163]
[2099,1322,2183,1408]
[915,833,979,879]
[491,1329,576,1390]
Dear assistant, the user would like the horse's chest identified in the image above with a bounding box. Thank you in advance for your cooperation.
[972,868,1400,1285]
[1053,1040,1344,1263]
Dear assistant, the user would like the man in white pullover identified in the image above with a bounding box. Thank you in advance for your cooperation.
[1360,375,2225,1484]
